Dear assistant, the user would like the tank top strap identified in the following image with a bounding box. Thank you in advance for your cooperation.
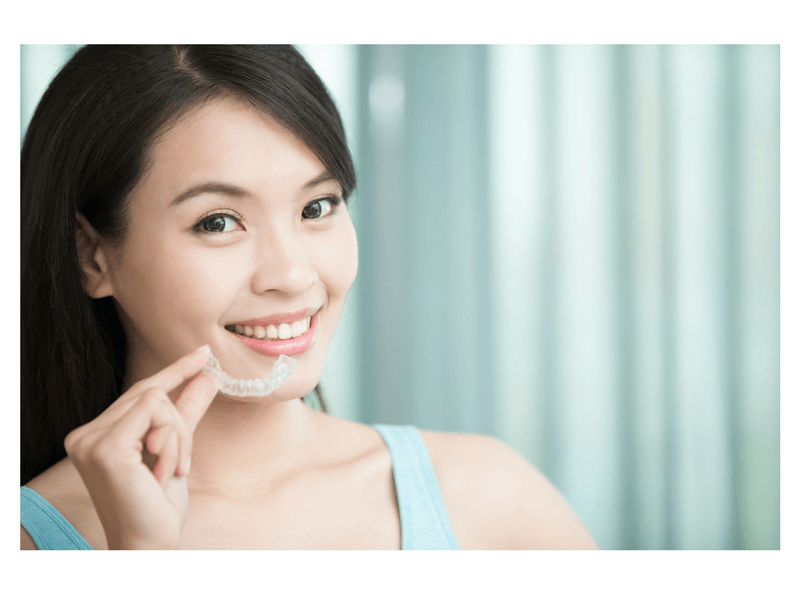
[372,424,460,550]
[20,486,93,550]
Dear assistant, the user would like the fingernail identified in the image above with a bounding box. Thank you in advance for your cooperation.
[193,344,210,355]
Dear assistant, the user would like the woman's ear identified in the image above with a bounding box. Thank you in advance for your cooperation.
[75,213,115,299]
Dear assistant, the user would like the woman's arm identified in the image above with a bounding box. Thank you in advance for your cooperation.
[21,525,38,550]
[421,431,599,550]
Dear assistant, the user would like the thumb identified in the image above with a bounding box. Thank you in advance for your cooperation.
[174,371,218,433]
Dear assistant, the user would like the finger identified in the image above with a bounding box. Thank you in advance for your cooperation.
[146,404,192,477]
[128,344,212,398]
[104,390,177,465]
[145,422,176,456]
[65,425,109,463]
[153,430,179,486]
[173,417,192,477]
[69,386,149,435]
[174,371,219,434]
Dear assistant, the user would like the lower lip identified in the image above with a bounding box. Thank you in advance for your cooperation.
[230,313,318,357]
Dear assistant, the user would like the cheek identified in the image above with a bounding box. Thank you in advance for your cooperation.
[163,247,251,321]
[114,238,241,333]
[318,222,358,294]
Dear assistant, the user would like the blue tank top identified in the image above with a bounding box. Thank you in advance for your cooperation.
[20,424,460,550]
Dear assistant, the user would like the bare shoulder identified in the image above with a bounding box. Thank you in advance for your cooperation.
[419,430,599,550]
[21,458,107,550]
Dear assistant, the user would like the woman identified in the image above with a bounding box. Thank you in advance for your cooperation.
[20,45,598,550]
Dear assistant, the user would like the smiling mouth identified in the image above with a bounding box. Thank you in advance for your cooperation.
[223,313,318,357]
[224,316,311,341]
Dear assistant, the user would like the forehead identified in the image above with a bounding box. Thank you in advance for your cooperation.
[138,96,327,205]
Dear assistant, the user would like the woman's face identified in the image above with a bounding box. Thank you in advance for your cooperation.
[102,96,358,401]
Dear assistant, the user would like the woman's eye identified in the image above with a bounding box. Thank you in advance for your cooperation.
[302,197,340,220]
[196,214,241,234]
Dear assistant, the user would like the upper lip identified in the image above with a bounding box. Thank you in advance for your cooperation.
[228,307,319,328]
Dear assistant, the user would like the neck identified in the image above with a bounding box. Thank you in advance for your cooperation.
[186,394,321,499]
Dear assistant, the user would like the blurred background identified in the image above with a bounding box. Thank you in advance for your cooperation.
[21,45,779,550]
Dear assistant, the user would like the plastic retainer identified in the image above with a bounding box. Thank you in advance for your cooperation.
[201,352,297,397]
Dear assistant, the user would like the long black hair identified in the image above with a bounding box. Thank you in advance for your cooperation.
[21,45,355,486]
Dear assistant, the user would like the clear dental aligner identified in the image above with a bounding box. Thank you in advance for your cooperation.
[201,352,297,397]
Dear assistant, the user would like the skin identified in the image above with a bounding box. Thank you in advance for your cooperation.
[21,96,599,550]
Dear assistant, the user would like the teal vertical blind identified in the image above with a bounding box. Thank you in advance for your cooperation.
[21,45,780,550]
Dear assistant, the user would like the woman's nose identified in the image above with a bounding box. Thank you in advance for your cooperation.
[250,231,318,296]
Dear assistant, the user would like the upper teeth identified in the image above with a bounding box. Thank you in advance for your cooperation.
[227,317,311,340]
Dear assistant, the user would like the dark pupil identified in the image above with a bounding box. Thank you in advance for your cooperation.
[205,216,226,232]
[303,202,321,219]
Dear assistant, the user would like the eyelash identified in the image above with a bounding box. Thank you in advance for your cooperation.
[193,209,243,234]
[193,197,343,234]
[301,196,342,221]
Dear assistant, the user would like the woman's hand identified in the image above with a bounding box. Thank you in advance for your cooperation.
[64,345,218,550]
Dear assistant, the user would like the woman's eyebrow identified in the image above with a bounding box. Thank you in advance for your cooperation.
[170,181,251,208]
[170,173,339,208]
[301,171,338,191]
